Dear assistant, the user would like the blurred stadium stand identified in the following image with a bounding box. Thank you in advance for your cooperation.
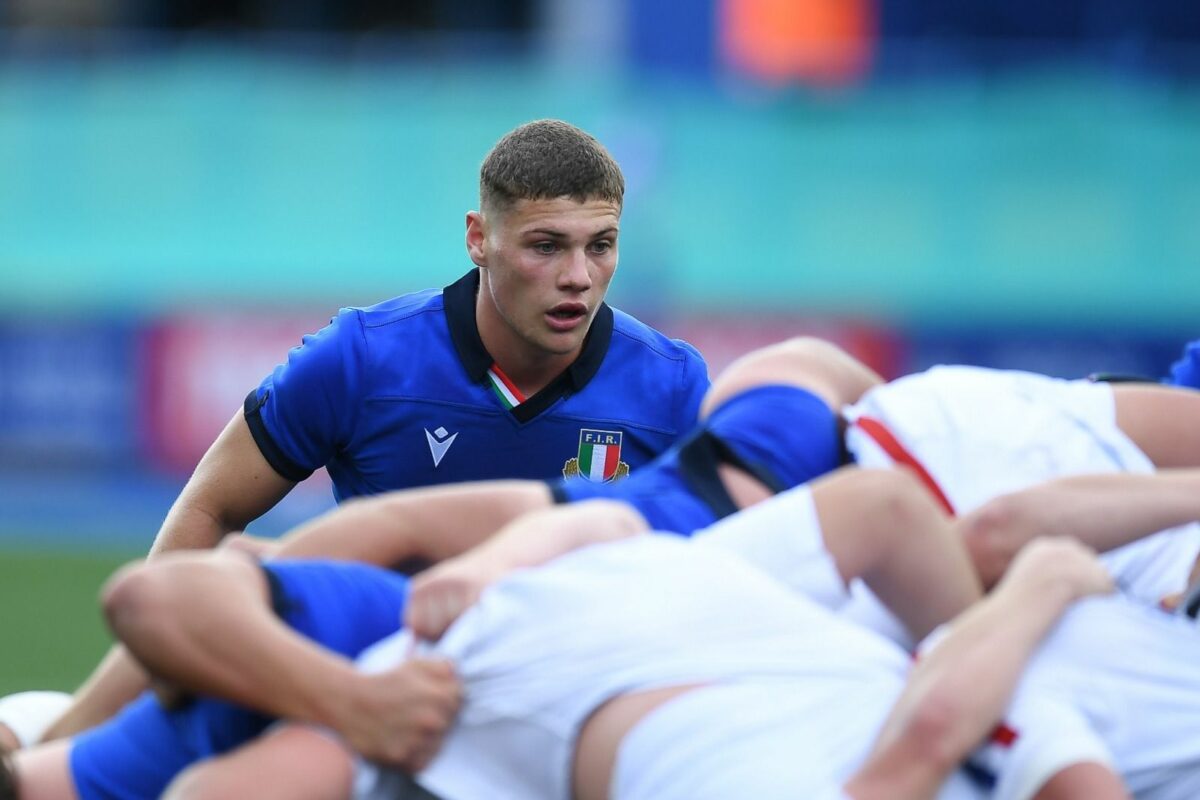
[1,0,1198,548]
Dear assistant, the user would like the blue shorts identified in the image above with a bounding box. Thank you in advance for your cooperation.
[69,559,410,800]
[553,385,842,535]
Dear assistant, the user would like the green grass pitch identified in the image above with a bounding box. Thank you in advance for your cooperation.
[0,549,137,695]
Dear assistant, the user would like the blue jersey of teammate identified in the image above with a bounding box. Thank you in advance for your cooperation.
[244,270,710,500]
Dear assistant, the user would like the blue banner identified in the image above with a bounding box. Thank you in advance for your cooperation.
[0,319,141,467]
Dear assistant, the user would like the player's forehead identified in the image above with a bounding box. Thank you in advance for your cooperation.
[500,196,621,237]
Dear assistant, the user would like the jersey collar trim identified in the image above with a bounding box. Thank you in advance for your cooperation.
[442,268,615,395]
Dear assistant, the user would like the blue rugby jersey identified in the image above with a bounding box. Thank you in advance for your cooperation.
[244,270,709,501]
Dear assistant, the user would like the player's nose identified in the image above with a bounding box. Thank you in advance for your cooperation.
[558,247,592,291]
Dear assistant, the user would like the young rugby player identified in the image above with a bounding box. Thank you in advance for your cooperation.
[38,118,711,743]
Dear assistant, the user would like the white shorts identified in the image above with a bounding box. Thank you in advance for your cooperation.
[845,366,1200,603]
[612,680,901,800]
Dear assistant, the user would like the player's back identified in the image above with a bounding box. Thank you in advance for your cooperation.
[843,365,1200,604]
[844,365,1133,512]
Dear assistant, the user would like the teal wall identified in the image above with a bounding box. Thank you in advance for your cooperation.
[3,49,1198,326]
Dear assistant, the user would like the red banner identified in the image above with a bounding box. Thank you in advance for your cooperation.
[142,311,331,473]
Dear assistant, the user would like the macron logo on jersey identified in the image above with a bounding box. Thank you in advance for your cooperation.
[425,426,458,468]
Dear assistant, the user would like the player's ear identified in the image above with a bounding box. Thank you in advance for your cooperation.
[465,211,488,268]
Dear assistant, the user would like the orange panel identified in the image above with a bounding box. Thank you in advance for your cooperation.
[720,0,876,86]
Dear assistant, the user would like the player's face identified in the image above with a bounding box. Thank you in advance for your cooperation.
[468,196,620,367]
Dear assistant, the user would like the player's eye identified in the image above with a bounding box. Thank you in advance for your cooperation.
[590,239,614,254]
[532,241,558,255]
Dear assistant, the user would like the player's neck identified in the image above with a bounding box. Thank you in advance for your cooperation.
[493,349,574,398]
[475,312,579,398]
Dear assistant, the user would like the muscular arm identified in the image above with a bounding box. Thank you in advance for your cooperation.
[152,411,297,554]
[404,500,649,639]
[274,481,554,566]
[103,553,351,718]
[430,499,647,576]
[40,411,295,741]
[102,551,459,769]
[844,539,1114,800]
[960,469,1200,588]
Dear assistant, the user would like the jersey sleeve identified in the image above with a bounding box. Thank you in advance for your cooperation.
[674,340,710,431]
[244,308,368,481]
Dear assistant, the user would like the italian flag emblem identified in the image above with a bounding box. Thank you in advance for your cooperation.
[563,429,630,483]
[486,365,527,410]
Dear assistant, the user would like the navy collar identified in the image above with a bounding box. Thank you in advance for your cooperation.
[442,270,614,420]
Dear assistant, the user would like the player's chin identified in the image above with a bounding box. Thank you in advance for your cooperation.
[537,329,586,356]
